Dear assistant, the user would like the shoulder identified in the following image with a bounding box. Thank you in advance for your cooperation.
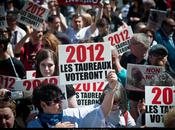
[27,118,42,128]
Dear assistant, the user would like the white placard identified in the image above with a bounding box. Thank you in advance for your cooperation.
[17,1,49,30]
[59,42,112,85]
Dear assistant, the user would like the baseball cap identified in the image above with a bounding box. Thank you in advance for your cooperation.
[149,44,168,56]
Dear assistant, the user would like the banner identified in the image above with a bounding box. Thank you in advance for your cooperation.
[145,86,175,127]
[147,9,167,31]
[0,75,18,90]
[26,70,36,79]
[57,0,101,5]
[103,26,133,55]
[59,42,112,85]
[126,64,165,92]
[17,1,49,30]
[74,81,107,106]
[13,76,68,109]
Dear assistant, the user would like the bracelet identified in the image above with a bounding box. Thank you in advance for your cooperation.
[104,87,116,94]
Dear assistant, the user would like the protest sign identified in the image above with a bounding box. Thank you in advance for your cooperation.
[59,42,112,85]
[126,64,165,92]
[145,86,175,127]
[147,9,167,31]
[13,76,68,108]
[103,26,133,55]
[74,81,107,106]
[0,75,18,90]
[26,70,36,79]
[17,1,49,30]
[57,0,101,5]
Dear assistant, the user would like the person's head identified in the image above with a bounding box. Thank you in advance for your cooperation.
[81,12,92,27]
[129,33,151,59]
[96,18,109,36]
[42,32,61,54]
[6,11,18,30]
[32,83,64,114]
[47,15,61,32]
[134,22,146,33]
[139,27,155,44]
[35,48,58,78]
[0,28,11,52]
[99,83,128,113]
[163,107,175,128]
[161,17,175,36]
[0,92,16,128]
[103,0,112,17]
[30,27,44,43]
[72,14,84,31]
[148,44,168,66]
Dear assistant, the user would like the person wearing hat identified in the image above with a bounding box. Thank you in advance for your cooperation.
[147,44,168,66]
[136,44,175,127]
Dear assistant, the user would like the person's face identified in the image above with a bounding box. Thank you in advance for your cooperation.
[41,96,63,114]
[104,4,112,17]
[149,53,168,66]
[31,29,44,43]
[6,18,17,30]
[39,57,55,77]
[130,43,149,58]
[72,16,83,31]
[146,31,154,43]
[52,17,61,30]
[0,108,15,128]
[164,19,175,35]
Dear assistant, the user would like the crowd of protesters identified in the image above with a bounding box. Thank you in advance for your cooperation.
[0,0,175,128]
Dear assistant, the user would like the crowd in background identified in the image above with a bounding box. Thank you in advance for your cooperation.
[0,0,175,128]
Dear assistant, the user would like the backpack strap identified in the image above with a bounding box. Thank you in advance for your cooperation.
[123,111,128,127]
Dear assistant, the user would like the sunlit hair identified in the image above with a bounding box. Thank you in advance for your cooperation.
[35,48,58,78]
[42,32,62,55]
[130,33,150,47]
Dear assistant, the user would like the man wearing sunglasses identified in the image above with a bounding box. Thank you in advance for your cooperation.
[27,70,118,128]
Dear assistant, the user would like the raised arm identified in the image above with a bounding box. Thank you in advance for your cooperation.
[101,70,118,118]
[14,26,33,54]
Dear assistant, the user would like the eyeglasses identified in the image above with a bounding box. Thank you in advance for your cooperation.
[45,95,64,106]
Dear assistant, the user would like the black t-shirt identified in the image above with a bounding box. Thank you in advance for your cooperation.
[120,51,147,69]
[0,57,26,79]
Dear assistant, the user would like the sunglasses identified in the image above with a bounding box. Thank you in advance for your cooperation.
[45,95,64,106]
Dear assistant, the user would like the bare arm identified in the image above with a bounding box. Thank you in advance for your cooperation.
[14,26,33,54]
[101,70,118,118]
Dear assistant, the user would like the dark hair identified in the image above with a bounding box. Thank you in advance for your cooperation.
[96,18,109,28]
[47,15,58,23]
[35,48,58,78]
[0,28,11,51]
[32,83,63,113]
